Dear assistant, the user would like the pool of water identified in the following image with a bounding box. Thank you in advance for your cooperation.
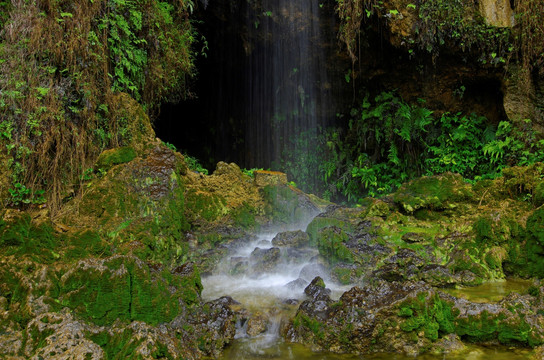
[443,279,534,303]
[219,340,534,360]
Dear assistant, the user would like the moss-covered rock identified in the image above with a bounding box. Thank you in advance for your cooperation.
[393,173,473,213]
[59,255,201,326]
[95,146,137,172]
[286,281,544,355]
[262,184,318,225]
[315,226,353,264]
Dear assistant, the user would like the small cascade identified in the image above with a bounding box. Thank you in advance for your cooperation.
[201,215,349,359]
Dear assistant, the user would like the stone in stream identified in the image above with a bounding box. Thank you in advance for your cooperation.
[246,311,268,336]
[285,247,317,264]
[304,276,332,300]
[249,247,281,275]
[271,230,310,248]
[229,256,249,275]
[298,263,328,282]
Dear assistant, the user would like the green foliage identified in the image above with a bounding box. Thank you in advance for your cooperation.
[321,92,544,204]
[415,0,511,63]
[184,153,209,175]
[8,183,46,206]
[278,128,323,194]
[242,168,264,178]
[0,0,197,209]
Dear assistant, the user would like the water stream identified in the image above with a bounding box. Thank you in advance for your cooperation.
[201,215,535,360]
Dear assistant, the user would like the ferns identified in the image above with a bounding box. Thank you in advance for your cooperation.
[321,92,544,203]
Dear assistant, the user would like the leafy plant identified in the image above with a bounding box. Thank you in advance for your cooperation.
[320,92,544,204]
[8,183,46,206]
[183,154,208,175]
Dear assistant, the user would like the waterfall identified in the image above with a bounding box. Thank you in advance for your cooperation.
[244,0,332,191]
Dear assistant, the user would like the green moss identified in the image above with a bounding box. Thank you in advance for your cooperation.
[0,214,61,263]
[185,189,226,223]
[231,203,257,229]
[393,173,473,213]
[294,313,326,340]
[332,267,352,285]
[96,147,137,171]
[60,257,200,326]
[306,217,353,246]
[316,226,354,264]
[398,294,456,342]
[89,329,143,360]
[262,185,301,224]
[527,208,544,244]
[535,182,544,207]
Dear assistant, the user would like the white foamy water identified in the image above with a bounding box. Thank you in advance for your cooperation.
[201,224,350,309]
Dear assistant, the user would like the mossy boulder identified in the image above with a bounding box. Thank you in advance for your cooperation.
[315,226,353,264]
[286,281,544,355]
[262,184,319,225]
[63,143,191,264]
[305,207,356,245]
[95,146,137,172]
[271,230,309,248]
[393,173,473,213]
[109,92,156,155]
[249,247,281,275]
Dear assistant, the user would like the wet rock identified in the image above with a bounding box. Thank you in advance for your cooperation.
[304,276,332,300]
[384,248,425,268]
[283,299,300,306]
[250,247,281,275]
[0,329,23,358]
[257,239,272,247]
[430,334,466,354]
[188,297,237,357]
[246,312,268,336]
[419,264,457,287]
[229,256,249,275]
[271,230,309,248]
[285,278,309,291]
[287,279,544,355]
[298,263,328,282]
[285,247,317,264]
[24,312,104,359]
